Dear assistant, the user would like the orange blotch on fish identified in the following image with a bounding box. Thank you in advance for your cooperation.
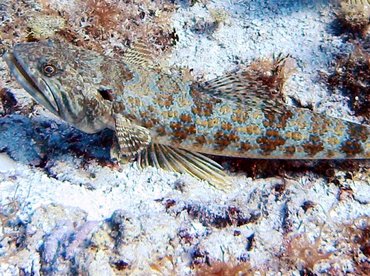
[221,122,233,131]
[291,132,303,141]
[231,114,245,124]
[195,135,206,146]
[134,97,142,106]
[285,145,296,155]
[246,125,261,135]
[296,120,307,129]
[214,130,239,151]
[191,89,215,117]
[156,94,174,107]
[127,96,142,107]
[162,110,178,118]
[148,105,155,112]
[142,118,159,128]
[231,109,248,123]
[263,109,293,129]
[235,126,245,133]
[180,113,192,123]
[327,137,340,146]
[173,130,188,141]
[229,133,240,142]
[302,135,324,157]
[187,124,197,134]
[208,118,219,128]
[127,96,134,103]
[140,111,148,117]
[143,120,154,128]
[348,124,368,142]
[170,122,182,130]
[156,126,166,136]
[326,150,335,158]
[170,121,196,142]
[341,140,364,157]
[265,129,280,137]
[312,121,328,136]
[196,118,208,127]
[168,110,178,118]
[295,112,308,129]
[202,103,214,117]
[278,110,293,129]
[191,106,200,116]
[240,142,252,152]
[162,111,169,118]
[122,68,134,82]
[236,126,258,134]
[256,130,286,155]
[170,122,188,141]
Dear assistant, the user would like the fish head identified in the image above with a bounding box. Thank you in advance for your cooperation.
[3,40,116,133]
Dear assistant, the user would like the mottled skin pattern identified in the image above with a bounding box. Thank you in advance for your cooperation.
[4,40,370,160]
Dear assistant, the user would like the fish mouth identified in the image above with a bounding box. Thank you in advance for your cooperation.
[3,50,60,116]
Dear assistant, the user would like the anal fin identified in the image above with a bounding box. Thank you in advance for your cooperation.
[137,144,233,191]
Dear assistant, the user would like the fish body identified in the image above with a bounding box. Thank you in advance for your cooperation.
[118,62,369,160]
[3,40,370,187]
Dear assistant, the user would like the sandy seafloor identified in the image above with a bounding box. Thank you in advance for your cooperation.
[0,0,370,275]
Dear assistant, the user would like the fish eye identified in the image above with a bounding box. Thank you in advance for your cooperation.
[42,63,57,77]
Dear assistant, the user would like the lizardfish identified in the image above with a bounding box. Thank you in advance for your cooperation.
[3,40,369,189]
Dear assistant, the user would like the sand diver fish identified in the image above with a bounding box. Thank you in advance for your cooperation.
[3,40,370,189]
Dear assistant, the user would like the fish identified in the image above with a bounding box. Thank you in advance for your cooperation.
[3,39,369,189]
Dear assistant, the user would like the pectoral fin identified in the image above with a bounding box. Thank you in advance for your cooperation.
[113,114,151,158]
[137,143,233,191]
[112,115,232,190]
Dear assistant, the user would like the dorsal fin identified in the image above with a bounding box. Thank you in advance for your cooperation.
[137,144,233,191]
[194,71,288,115]
[197,72,274,100]
[122,41,157,68]
[194,54,294,114]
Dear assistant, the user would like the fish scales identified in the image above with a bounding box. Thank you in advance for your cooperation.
[3,40,370,187]
[119,63,369,159]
